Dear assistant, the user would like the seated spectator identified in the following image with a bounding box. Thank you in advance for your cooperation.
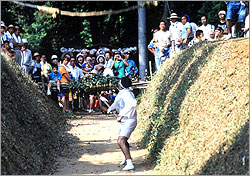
[198,16,215,40]
[188,30,206,48]
[215,27,225,40]
[47,65,61,96]
[110,51,129,78]
[82,57,94,75]
[1,23,8,47]
[207,30,216,41]
[40,54,52,83]
[59,56,73,113]
[30,52,42,83]
[123,50,138,78]
[215,10,228,34]
[13,26,22,50]
[51,54,61,68]
[20,42,32,73]
[6,24,14,49]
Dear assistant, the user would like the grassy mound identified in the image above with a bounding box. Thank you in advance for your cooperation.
[135,38,249,175]
[1,53,68,174]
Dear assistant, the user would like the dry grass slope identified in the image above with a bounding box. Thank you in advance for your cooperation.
[135,38,249,175]
[1,53,68,175]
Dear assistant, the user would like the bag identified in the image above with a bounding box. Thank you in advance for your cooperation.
[113,68,119,76]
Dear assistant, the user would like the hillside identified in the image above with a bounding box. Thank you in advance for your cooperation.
[1,53,68,174]
[134,38,249,175]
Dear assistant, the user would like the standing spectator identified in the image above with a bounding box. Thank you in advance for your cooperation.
[242,5,249,37]
[59,56,73,113]
[13,26,22,50]
[147,28,159,55]
[110,51,129,78]
[123,50,138,78]
[94,55,106,73]
[5,24,15,49]
[20,41,32,73]
[30,52,42,83]
[91,55,98,66]
[153,20,174,70]
[215,10,228,34]
[68,56,84,81]
[168,13,183,55]
[1,23,8,47]
[51,55,61,68]
[103,51,114,76]
[179,16,193,49]
[198,16,215,40]
[47,65,61,96]
[40,54,52,83]
[224,1,247,40]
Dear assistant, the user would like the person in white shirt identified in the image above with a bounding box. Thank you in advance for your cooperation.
[6,24,15,49]
[168,13,183,56]
[198,16,215,40]
[107,77,137,171]
[13,26,22,50]
[68,56,84,81]
[20,39,32,74]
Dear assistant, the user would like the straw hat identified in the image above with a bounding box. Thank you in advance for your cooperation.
[167,13,180,19]
[33,52,40,58]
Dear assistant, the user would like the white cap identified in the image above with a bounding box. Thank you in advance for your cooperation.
[218,10,226,15]
[51,55,58,60]
[22,38,28,43]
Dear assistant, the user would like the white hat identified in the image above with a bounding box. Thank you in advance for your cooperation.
[22,38,28,43]
[167,13,180,19]
[51,55,58,60]
[76,53,84,58]
[218,10,226,15]
[86,57,91,61]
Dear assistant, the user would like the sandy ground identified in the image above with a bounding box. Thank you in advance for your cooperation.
[53,112,156,175]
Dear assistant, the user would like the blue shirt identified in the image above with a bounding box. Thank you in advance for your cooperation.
[148,40,160,52]
[182,22,192,40]
[125,59,138,76]
[49,72,62,81]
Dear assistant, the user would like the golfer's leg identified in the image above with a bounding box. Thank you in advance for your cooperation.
[117,136,131,159]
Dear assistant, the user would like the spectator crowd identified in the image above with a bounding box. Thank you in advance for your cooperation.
[1,1,249,114]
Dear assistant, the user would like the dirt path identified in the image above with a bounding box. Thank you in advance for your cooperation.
[53,112,155,175]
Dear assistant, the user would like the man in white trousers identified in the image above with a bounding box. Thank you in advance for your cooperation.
[107,77,137,171]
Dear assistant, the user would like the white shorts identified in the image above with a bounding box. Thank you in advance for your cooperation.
[119,117,137,138]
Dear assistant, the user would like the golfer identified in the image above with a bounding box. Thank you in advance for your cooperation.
[107,77,137,171]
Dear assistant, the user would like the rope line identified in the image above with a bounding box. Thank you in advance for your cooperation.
[11,1,158,18]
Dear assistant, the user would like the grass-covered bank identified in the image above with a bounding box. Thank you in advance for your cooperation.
[1,53,68,174]
[134,38,249,175]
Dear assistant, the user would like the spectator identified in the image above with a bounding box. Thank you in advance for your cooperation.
[168,13,183,55]
[215,10,228,34]
[110,51,129,78]
[40,54,52,83]
[1,40,11,56]
[81,49,89,60]
[147,28,159,55]
[68,56,84,81]
[20,41,32,73]
[51,55,61,68]
[242,5,249,37]
[91,55,98,66]
[82,57,94,75]
[30,52,42,83]
[207,30,216,41]
[76,53,85,68]
[183,14,198,38]
[198,16,215,40]
[47,65,61,96]
[188,30,206,48]
[1,23,8,47]
[224,1,247,40]
[13,26,22,50]
[179,16,193,49]
[94,55,106,73]
[59,56,73,113]
[123,50,138,78]
[215,27,226,40]
[153,20,174,70]
[5,24,15,49]
[103,50,114,76]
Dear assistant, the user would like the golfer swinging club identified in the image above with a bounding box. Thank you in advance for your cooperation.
[107,77,137,171]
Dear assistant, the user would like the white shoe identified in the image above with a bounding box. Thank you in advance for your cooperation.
[120,158,126,165]
[224,34,232,40]
[47,90,51,96]
[122,164,135,171]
